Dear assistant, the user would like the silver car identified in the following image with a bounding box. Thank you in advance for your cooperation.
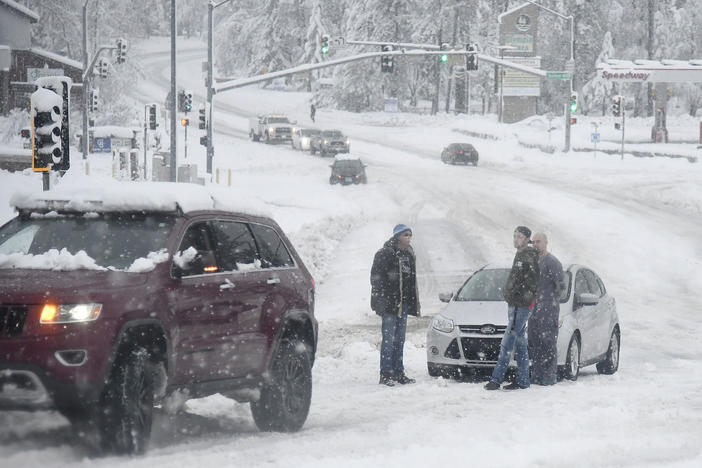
[426,264,620,381]
[291,128,320,151]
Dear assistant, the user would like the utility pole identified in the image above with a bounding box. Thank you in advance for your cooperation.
[432,28,442,116]
[82,1,90,162]
[170,0,177,182]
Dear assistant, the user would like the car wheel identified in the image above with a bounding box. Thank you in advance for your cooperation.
[562,334,581,381]
[596,328,620,375]
[100,347,155,455]
[427,363,441,377]
[266,134,271,144]
[251,339,312,432]
[311,147,316,155]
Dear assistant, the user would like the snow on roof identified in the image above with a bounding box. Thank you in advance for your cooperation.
[29,48,83,71]
[0,0,39,22]
[10,180,272,218]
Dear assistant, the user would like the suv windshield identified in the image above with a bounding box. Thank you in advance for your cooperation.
[268,117,290,123]
[0,213,175,270]
[322,130,343,138]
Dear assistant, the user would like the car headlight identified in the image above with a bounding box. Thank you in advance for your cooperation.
[268,128,275,134]
[40,303,102,324]
[431,315,454,333]
[346,139,350,145]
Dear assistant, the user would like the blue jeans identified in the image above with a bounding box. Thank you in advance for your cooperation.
[491,305,531,387]
[380,304,408,375]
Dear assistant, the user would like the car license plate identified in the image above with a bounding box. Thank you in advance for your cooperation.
[344,177,352,183]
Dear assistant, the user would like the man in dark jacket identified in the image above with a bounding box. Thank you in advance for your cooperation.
[371,224,420,386]
[485,226,539,391]
[529,232,564,386]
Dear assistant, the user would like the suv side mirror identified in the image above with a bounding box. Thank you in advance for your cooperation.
[576,292,599,306]
[438,292,454,303]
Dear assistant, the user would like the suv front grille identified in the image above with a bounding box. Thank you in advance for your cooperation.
[0,306,29,338]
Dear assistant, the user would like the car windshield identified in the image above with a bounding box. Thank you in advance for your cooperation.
[456,269,509,301]
[322,130,343,138]
[268,117,289,123]
[302,129,320,136]
[333,160,362,170]
[456,268,573,303]
[0,213,175,270]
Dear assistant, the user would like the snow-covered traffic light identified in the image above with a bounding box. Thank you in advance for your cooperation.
[89,88,99,112]
[466,43,478,71]
[612,95,622,117]
[440,43,449,64]
[198,105,206,130]
[569,92,578,113]
[148,104,157,130]
[321,34,330,55]
[180,118,189,126]
[96,58,109,79]
[116,38,128,64]
[31,87,63,170]
[380,45,394,73]
[183,91,193,113]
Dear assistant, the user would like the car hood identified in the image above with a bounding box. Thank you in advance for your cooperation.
[440,300,508,326]
[0,268,150,303]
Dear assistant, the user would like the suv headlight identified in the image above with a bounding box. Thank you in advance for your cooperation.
[431,315,454,333]
[268,128,275,134]
[40,303,102,324]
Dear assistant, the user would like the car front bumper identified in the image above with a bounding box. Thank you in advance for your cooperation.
[426,326,514,369]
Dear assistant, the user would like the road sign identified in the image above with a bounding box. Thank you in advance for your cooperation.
[93,137,111,153]
[591,132,600,143]
[546,71,572,80]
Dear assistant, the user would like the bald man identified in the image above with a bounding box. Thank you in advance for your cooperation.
[529,232,564,386]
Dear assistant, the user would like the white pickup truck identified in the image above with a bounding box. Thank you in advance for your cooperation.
[249,114,295,143]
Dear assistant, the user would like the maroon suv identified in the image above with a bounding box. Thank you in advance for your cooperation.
[0,185,317,454]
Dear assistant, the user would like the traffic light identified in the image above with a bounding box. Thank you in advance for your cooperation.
[200,136,208,147]
[440,43,449,63]
[321,34,330,55]
[380,45,394,73]
[21,128,30,138]
[148,104,157,130]
[30,86,63,170]
[569,92,578,113]
[180,118,189,126]
[96,58,109,79]
[116,38,128,64]
[612,95,622,117]
[183,91,193,113]
[89,89,99,112]
[177,90,185,112]
[198,105,206,130]
[466,43,478,70]
[569,117,577,125]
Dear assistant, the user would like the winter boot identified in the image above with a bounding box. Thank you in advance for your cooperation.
[379,373,395,386]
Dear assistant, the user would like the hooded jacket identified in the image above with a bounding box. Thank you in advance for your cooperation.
[504,246,540,307]
[370,237,420,317]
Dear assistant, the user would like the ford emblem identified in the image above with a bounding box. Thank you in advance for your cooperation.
[480,325,496,334]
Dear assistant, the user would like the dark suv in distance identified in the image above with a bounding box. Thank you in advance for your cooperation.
[0,185,317,455]
[329,158,367,185]
[441,143,479,166]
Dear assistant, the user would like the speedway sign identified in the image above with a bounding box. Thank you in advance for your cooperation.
[596,60,702,83]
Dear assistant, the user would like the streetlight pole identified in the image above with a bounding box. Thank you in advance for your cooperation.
[82,0,90,162]
[524,0,574,151]
[206,0,235,178]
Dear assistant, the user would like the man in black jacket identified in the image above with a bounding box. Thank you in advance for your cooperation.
[485,226,540,391]
[371,224,420,386]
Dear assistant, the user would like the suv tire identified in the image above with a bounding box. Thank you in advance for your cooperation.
[251,339,312,432]
[100,347,155,455]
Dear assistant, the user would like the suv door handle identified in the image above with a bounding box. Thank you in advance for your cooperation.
[267,277,280,285]
[220,279,235,290]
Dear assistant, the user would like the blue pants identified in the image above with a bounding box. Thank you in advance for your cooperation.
[380,304,408,375]
[491,305,531,387]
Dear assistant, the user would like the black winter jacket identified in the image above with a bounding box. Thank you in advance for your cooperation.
[370,238,420,317]
[503,246,540,307]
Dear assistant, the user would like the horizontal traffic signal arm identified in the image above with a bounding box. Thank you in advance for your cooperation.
[215,49,546,94]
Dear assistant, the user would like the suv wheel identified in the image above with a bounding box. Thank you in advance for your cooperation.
[100,347,155,454]
[251,339,312,432]
[596,329,620,375]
